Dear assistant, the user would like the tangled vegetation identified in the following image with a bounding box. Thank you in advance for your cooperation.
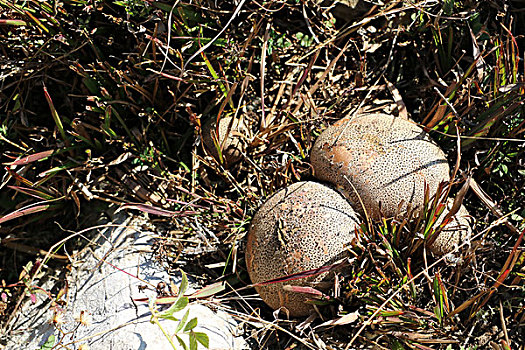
[1,0,524,348]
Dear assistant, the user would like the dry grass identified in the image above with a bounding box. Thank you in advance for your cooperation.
[1,0,524,348]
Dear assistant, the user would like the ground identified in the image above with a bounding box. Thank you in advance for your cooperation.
[0,0,524,349]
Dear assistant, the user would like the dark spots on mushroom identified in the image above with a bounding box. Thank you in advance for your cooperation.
[246,181,360,317]
[311,113,450,219]
[429,199,473,255]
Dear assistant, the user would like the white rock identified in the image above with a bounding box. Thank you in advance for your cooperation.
[5,212,247,350]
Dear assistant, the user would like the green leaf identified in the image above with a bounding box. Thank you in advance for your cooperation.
[43,83,67,144]
[158,314,178,322]
[82,77,99,95]
[433,276,444,323]
[184,317,198,332]
[175,309,190,333]
[200,51,231,107]
[39,334,56,350]
[175,335,188,350]
[180,271,189,295]
[159,296,189,318]
[189,332,198,350]
[103,106,118,138]
[0,19,27,25]
[189,281,226,299]
[194,332,209,348]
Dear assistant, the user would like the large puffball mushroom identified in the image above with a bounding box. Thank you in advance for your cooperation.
[202,116,249,166]
[428,199,472,256]
[311,113,450,220]
[245,181,361,317]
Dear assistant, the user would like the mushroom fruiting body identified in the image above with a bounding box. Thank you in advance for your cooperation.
[202,116,249,166]
[429,200,472,256]
[311,113,450,219]
[245,181,360,317]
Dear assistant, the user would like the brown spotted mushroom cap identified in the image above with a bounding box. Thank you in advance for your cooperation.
[202,116,248,166]
[245,181,360,317]
[311,113,450,219]
[429,199,472,256]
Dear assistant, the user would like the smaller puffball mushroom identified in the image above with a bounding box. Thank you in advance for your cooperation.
[311,113,450,220]
[202,116,249,166]
[428,199,472,256]
[246,181,361,317]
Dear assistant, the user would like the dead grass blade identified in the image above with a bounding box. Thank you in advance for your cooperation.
[0,202,60,225]
[188,281,227,299]
[5,150,58,166]
[252,259,351,287]
[448,226,524,319]
[1,239,68,261]
[437,175,470,230]
[470,178,520,235]
[7,186,55,200]
[183,0,247,70]
[118,203,197,217]
[315,312,360,329]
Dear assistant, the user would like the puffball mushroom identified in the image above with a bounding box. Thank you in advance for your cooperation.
[311,113,450,220]
[429,199,472,256]
[245,181,361,317]
[202,116,248,166]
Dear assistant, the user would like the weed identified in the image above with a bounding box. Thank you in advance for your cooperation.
[149,271,209,350]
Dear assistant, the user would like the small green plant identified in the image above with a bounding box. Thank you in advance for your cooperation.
[38,334,56,350]
[149,271,209,350]
[295,32,314,47]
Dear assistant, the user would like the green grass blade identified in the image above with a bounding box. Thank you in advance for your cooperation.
[43,83,68,145]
